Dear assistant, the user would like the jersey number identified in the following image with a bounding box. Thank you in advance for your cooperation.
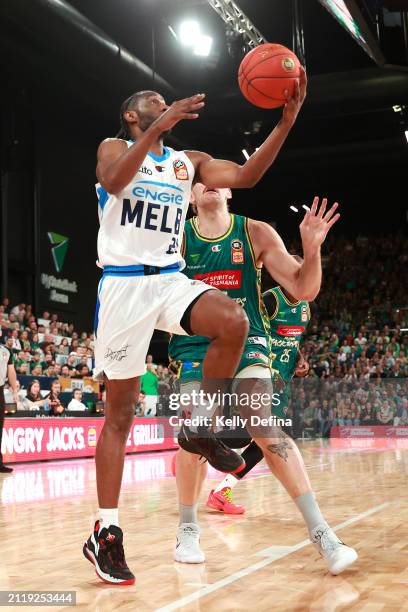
[166,237,179,254]
[280,349,291,363]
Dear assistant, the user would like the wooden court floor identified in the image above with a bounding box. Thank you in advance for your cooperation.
[1,439,408,611]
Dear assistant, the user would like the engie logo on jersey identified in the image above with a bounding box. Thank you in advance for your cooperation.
[276,325,305,337]
[231,239,244,264]
[301,304,308,322]
[173,159,189,180]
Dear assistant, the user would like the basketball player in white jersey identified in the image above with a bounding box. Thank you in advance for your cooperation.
[83,74,306,585]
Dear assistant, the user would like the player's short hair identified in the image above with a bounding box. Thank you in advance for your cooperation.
[117,90,159,139]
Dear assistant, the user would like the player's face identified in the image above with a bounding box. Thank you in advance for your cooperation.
[136,94,168,130]
[192,183,231,208]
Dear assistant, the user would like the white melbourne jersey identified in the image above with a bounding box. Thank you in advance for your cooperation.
[96,142,195,268]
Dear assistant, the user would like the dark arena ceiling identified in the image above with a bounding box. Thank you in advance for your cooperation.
[1,0,408,162]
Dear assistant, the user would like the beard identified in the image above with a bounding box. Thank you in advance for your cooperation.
[139,113,172,138]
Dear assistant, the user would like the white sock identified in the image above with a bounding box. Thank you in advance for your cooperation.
[214,473,239,494]
[294,492,327,538]
[99,508,119,531]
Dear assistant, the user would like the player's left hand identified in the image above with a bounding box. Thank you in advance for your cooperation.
[13,391,19,403]
[295,358,309,378]
[282,66,307,125]
[300,197,340,253]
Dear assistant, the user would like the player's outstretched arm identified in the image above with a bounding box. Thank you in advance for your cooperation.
[189,68,306,189]
[249,197,339,301]
[97,94,205,194]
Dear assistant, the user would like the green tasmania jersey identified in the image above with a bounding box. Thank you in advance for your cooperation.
[169,214,270,362]
[262,286,311,381]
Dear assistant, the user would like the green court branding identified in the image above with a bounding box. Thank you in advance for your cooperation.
[48,232,69,273]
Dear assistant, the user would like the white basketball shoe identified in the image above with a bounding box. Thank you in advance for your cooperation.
[174,523,206,564]
[311,525,358,575]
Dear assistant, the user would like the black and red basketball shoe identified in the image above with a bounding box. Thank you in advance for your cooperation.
[178,424,246,474]
[83,521,135,585]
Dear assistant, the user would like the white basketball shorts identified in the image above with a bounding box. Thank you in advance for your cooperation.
[94,272,213,380]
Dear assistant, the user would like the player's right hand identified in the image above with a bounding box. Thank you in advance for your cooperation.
[282,66,307,126]
[154,94,205,132]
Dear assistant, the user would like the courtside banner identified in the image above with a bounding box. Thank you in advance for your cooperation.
[331,426,408,438]
[330,426,408,450]
[1,418,178,464]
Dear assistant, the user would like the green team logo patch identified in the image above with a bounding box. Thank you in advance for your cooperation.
[231,239,244,264]
[48,231,69,273]
[190,253,201,262]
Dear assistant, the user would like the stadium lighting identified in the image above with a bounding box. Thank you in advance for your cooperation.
[405,130,408,144]
[242,149,250,160]
[290,205,298,213]
[194,35,213,57]
[168,25,178,40]
[302,204,310,211]
[179,21,200,46]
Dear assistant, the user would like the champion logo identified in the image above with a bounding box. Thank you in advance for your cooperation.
[211,244,221,252]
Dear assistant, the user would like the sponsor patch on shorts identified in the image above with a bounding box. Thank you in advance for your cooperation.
[247,336,267,348]
[246,351,269,364]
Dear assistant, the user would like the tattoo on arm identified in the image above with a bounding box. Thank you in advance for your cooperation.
[266,430,291,462]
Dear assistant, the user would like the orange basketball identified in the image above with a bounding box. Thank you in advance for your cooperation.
[238,43,301,109]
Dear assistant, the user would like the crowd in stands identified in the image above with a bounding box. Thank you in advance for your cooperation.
[279,233,408,436]
[0,297,178,417]
[1,233,407,430]
[0,298,97,415]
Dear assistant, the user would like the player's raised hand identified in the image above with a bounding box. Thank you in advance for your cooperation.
[155,94,205,132]
[295,355,310,378]
[299,197,340,253]
[282,66,307,125]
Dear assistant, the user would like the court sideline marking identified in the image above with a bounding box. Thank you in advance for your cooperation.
[247,463,332,480]
[156,502,390,612]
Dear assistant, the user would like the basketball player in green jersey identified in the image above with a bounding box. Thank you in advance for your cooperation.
[206,280,311,515]
[169,184,358,575]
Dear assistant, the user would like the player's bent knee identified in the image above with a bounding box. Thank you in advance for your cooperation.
[220,305,249,341]
[253,431,293,461]
[178,448,206,467]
